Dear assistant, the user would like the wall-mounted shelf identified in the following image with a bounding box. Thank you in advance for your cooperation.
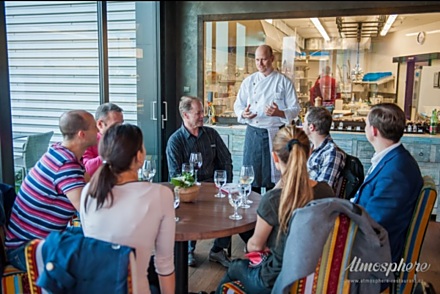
[352,75,395,86]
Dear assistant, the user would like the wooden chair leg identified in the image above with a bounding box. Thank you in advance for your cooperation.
[227,240,232,257]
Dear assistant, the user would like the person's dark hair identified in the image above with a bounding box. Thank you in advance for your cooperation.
[95,102,123,121]
[272,125,313,238]
[85,123,143,211]
[368,103,406,143]
[178,96,203,118]
[59,110,93,140]
[306,106,332,135]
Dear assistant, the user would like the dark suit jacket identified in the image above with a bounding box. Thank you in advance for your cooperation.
[353,144,423,263]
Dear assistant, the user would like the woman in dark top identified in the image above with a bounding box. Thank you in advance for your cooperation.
[216,125,335,294]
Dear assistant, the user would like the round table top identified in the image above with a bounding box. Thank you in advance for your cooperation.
[161,182,261,242]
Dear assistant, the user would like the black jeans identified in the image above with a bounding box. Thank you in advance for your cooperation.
[188,229,254,253]
[215,259,271,294]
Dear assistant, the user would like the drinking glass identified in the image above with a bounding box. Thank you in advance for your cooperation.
[142,159,156,182]
[189,152,203,185]
[239,165,255,204]
[239,183,250,209]
[174,189,180,222]
[214,170,227,198]
[182,163,194,176]
[228,189,243,220]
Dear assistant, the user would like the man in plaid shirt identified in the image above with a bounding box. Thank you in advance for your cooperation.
[303,106,346,191]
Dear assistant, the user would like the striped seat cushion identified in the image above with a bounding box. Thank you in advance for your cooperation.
[1,265,30,294]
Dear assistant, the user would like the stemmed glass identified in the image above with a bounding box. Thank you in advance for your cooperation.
[142,159,156,182]
[239,183,250,209]
[214,170,227,198]
[182,163,194,176]
[239,165,255,204]
[228,188,243,220]
[189,152,203,185]
[174,189,180,222]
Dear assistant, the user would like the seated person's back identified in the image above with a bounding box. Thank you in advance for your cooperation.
[80,123,175,294]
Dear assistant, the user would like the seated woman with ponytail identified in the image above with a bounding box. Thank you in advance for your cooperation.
[215,125,335,294]
[80,123,175,294]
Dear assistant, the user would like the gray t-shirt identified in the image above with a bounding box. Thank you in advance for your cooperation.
[257,181,335,288]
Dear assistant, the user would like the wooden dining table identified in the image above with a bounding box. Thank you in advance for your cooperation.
[161,182,261,294]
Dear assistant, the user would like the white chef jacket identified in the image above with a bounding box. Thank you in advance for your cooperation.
[234,70,300,128]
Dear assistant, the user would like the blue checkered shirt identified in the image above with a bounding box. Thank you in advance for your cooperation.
[307,135,346,191]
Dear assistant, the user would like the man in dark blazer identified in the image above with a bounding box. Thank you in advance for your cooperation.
[352,103,423,263]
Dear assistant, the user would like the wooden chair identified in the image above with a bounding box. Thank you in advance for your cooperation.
[388,175,437,294]
[220,213,358,294]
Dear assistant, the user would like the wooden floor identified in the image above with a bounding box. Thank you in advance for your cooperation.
[187,219,440,293]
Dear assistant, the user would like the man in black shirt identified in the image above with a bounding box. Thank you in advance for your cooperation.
[166,96,233,268]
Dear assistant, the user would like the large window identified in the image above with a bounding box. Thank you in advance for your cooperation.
[203,14,440,122]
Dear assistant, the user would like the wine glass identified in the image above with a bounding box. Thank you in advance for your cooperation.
[214,170,227,198]
[142,159,156,182]
[182,163,194,176]
[174,189,180,222]
[239,165,255,204]
[189,152,203,185]
[239,183,250,209]
[228,188,243,220]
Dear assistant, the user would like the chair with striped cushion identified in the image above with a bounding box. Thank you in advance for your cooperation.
[389,175,437,294]
[1,183,31,294]
[289,213,358,294]
[220,213,358,294]
[25,233,136,294]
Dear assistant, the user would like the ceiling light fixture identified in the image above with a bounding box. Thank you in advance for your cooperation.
[310,18,330,41]
[380,14,398,36]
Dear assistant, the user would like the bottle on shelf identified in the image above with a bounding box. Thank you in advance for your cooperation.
[430,109,437,135]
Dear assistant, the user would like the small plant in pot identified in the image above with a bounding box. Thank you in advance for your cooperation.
[170,172,200,202]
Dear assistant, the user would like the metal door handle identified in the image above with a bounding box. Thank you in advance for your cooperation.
[151,101,157,120]
[163,101,168,121]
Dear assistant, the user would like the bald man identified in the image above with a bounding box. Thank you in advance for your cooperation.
[5,110,98,271]
[234,44,300,193]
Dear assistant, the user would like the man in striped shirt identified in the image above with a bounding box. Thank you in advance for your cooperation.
[304,106,346,192]
[5,109,98,271]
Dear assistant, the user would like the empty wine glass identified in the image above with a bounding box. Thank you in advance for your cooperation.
[228,188,243,220]
[182,163,194,176]
[142,159,156,182]
[239,183,250,209]
[214,170,227,198]
[240,165,255,204]
[189,152,203,185]
[174,189,180,222]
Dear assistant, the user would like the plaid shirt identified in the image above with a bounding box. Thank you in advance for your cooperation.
[307,135,346,191]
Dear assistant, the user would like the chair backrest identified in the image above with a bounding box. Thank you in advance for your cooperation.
[395,175,437,294]
[1,184,30,294]
[336,154,365,200]
[290,213,358,294]
[25,231,136,294]
[23,131,54,173]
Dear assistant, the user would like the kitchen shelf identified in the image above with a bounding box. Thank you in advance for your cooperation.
[353,75,395,85]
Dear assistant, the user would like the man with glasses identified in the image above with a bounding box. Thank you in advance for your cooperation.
[166,96,234,268]
[83,102,124,176]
